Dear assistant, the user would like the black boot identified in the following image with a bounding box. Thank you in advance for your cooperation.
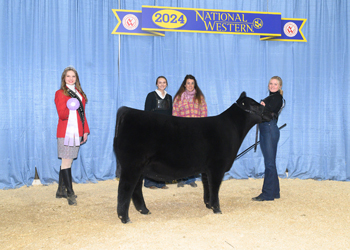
[56,167,68,198]
[62,168,77,206]
[68,168,77,198]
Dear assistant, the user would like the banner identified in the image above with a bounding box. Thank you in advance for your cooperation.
[111,6,307,42]
[260,18,307,42]
[141,6,282,37]
[112,9,164,36]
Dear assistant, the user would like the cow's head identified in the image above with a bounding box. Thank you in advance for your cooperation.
[236,92,273,122]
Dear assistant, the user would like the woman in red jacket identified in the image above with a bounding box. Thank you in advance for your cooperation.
[54,66,90,206]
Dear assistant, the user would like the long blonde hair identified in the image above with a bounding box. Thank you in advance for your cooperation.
[60,66,88,102]
[269,76,283,96]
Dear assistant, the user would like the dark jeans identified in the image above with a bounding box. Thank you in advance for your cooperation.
[144,177,166,188]
[178,176,196,184]
[259,119,280,200]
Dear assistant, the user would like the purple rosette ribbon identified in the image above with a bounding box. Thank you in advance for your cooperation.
[67,98,80,110]
[64,98,80,146]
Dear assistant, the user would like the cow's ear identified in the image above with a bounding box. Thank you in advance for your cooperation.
[237,91,246,102]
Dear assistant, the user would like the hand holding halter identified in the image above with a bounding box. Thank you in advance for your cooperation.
[67,98,80,110]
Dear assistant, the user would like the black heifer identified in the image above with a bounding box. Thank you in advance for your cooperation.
[114,92,273,223]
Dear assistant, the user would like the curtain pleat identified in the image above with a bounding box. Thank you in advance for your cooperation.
[0,0,349,189]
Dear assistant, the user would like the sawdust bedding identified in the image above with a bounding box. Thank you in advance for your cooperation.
[0,178,349,249]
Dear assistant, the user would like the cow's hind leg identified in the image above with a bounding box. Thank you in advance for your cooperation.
[117,171,140,223]
[201,173,211,209]
[132,175,150,215]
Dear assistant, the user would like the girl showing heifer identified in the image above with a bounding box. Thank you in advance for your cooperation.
[172,74,208,187]
[54,66,90,206]
[252,76,285,201]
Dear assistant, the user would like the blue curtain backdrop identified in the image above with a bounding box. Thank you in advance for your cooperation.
[0,0,349,189]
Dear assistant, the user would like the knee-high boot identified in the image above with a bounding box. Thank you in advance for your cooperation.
[68,168,76,196]
[61,168,77,206]
[56,167,68,198]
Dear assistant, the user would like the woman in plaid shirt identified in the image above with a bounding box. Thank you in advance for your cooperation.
[172,74,208,187]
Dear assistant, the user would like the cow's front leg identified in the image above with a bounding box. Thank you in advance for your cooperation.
[132,175,150,215]
[208,171,224,214]
[201,173,211,209]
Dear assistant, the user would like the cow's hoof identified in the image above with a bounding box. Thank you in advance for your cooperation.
[205,203,211,209]
[119,215,131,224]
[212,207,222,214]
[139,209,151,215]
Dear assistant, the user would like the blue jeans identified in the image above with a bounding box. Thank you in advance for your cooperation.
[259,119,280,200]
[144,177,166,188]
[178,176,196,184]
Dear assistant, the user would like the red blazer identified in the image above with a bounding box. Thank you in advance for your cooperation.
[55,89,90,138]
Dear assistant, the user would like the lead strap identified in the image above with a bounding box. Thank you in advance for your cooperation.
[254,124,259,152]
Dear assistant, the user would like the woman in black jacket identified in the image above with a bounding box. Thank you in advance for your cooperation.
[143,76,172,189]
[253,76,285,201]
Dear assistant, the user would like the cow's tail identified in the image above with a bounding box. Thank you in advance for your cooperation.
[116,159,121,178]
[114,107,126,178]
[115,106,126,139]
